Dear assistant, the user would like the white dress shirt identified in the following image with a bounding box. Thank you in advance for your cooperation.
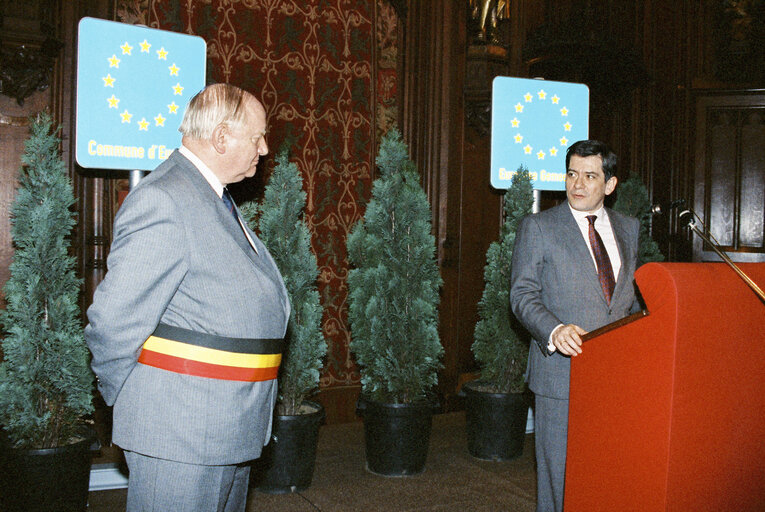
[178,146,258,254]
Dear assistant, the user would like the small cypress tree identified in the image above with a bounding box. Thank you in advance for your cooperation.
[0,113,94,449]
[472,167,533,394]
[240,148,326,416]
[613,174,665,264]
[346,128,443,404]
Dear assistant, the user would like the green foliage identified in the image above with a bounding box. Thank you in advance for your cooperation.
[472,168,533,394]
[613,174,665,264]
[240,148,326,416]
[346,129,443,404]
[0,113,94,449]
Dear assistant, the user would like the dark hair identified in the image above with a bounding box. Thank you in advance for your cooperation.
[565,140,617,181]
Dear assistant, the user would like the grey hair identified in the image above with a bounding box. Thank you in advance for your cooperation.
[179,83,250,139]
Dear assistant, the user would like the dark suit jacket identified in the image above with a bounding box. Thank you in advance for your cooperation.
[85,150,290,465]
[510,202,640,400]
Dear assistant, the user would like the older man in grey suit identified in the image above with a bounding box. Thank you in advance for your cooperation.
[510,140,640,512]
[85,83,290,511]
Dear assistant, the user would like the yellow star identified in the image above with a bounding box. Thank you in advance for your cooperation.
[108,54,120,68]
[102,74,116,87]
[538,89,546,100]
[157,47,168,60]
[107,94,119,108]
[549,147,558,156]
[523,144,533,154]
[560,107,569,116]
[154,113,166,127]
[524,92,533,102]
[514,133,523,143]
[551,95,560,104]
[167,101,179,114]
[140,39,151,52]
[537,150,545,160]
[138,118,149,131]
[564,122,572,131]
[173,83,184,95]
[169,63,180,76]
[559,136,568,146]
[120,110,133,123]
[515,102,524,113]
[121,42,133,55]
[511,117,520,128]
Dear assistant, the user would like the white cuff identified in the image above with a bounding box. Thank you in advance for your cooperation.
[547,324,564,353]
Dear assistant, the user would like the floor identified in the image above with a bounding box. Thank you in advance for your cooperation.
[87,411,537,511]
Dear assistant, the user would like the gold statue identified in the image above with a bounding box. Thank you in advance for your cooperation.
[470,0,508,44]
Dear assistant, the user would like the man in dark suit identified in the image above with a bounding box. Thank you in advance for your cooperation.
[85,84,290,511]
[510,140,640,512]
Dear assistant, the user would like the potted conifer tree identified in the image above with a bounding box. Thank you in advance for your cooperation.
[466,167,533,461]
[613,174,665,265]
[0,113,95,511]
[240,148,327,493]
[346,128,443,476]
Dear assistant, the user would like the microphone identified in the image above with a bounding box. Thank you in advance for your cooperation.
[677,207,694,227]
[650,199,686,215]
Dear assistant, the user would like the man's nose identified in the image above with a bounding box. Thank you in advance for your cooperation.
[258,138,269,156]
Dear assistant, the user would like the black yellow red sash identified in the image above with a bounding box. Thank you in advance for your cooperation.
[138,323,283,382]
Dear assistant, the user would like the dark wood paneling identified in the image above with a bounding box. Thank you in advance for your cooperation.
[402,0,504,410]
[693,90,765,263]
[51,0,116,317]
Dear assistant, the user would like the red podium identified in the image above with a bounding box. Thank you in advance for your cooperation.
[564,262,765,511]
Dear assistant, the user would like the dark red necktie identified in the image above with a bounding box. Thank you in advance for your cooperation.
[586,215,616,303]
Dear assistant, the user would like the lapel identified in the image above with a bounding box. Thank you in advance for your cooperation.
[553,203,606,302]
[171,151,260,266]
[607,207,633,301]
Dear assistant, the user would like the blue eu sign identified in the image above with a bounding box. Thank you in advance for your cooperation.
[76,17,206,171]
[491,77,589,190]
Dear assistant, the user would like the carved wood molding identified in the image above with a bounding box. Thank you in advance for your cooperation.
[0,37,63,106]
[465,45,508,135]
[388,0,406,20]
[0,112,31,126]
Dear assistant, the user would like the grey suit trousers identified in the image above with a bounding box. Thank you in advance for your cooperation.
[124,451,250,512]
[534,396,569,512]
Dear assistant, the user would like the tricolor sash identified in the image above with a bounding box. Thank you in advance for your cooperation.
[138,323,283,382]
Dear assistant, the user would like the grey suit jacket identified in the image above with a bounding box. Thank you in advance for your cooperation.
[85,150,290,465]
[510,202,639,400]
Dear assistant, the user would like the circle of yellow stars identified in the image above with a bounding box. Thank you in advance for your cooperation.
[509,89,574,162]
[101,39,184,132]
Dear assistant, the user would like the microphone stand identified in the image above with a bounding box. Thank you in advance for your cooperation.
[679,209,765,303]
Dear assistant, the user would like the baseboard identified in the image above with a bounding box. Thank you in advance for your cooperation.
[89,462,129,491]
[526,407,535,434]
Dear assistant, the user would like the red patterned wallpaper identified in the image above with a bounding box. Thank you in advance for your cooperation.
[118,0,398,389]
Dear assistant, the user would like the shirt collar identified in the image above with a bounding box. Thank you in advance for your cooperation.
[179,145,224,198]
[568,203,607,223]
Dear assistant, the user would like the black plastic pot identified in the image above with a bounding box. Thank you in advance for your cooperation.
[463,382,529,461]
[0,429,95,512]
[356,397,434,476]
[250,401,325,494]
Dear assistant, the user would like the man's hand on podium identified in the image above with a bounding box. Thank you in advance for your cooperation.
[550,324,587,356]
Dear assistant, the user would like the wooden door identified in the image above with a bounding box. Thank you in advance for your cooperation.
[693,90,765,263]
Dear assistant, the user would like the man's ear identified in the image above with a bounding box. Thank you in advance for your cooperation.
[605,176,618,196]
[210,124,228,154]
